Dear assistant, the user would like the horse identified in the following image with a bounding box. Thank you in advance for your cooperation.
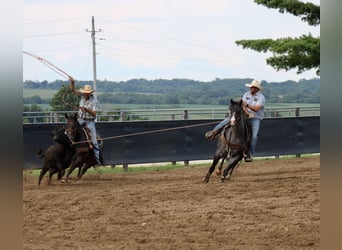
[38,126,74,186]
[203,98,249,183]
[64,113,104,180]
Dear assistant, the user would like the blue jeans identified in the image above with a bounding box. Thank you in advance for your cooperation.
[78,118,100,163]
[247,118,261,155]
[213,117,230,131]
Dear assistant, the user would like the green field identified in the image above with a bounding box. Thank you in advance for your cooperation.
[23,88,58,99]
[23,88,320,111]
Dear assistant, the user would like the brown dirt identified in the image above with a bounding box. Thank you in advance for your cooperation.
[23,156,320,250]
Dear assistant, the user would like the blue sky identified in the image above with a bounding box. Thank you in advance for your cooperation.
[23,0,320,82]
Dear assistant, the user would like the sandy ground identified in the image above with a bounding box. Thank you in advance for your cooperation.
[23,156,320,250]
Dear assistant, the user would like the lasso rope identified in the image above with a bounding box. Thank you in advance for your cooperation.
[23,50,78,110]
[71,121,219,145]
[23,50,73,79]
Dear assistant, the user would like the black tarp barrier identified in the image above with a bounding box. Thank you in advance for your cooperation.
[23,116,319,169]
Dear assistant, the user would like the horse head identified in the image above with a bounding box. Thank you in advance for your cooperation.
[229,98,243,126]
[65,113,79,144]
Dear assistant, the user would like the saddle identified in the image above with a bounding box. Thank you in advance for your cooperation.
[74,127,94,153]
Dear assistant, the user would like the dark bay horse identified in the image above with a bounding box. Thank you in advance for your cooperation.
[64,113,104,180]
[203,99,249,183]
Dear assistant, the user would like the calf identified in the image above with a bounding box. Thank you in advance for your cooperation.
[38,126,75,186]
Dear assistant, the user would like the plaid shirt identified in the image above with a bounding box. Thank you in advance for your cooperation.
[78,94,98,120]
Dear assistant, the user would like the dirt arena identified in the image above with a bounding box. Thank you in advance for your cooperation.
[23,156,320,250]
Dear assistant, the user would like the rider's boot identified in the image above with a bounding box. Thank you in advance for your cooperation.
[205,130,220,140]
[244,149,253,162]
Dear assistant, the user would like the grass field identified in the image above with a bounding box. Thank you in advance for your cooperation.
[23,88,320,112]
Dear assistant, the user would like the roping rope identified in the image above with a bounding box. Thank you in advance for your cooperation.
[71,121,219,145]
[23,50,79,110]
[23,50,73,79]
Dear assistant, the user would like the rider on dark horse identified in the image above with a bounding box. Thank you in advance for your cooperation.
[205,80,266,162]
[69,77,102,166]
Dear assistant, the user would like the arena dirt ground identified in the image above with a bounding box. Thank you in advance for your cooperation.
[23,156,320,250]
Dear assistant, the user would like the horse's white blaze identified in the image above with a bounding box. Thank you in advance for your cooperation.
[230,112,236,125]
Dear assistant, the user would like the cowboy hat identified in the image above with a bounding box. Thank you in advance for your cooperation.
[79,85,95,94]
[245,79,263,90]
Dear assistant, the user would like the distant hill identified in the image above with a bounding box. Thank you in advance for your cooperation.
[23,77,320,105]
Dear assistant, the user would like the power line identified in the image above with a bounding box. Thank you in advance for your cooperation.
[24,31,83,38]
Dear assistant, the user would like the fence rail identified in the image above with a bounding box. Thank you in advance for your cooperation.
[23,107,320,124]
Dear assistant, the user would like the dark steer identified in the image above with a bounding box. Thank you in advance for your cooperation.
[38,126,75,186]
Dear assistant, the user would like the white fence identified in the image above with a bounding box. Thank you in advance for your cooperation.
[23,107,320,124]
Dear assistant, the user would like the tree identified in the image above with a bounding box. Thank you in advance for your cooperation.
[235,0,320,75]
[50,84,79,111]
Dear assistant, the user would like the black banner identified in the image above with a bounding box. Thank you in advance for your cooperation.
[23,117,319,169]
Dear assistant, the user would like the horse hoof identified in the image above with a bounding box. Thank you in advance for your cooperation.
[202,176,209,183]
[60,179,67,183]
[219,176,225,183]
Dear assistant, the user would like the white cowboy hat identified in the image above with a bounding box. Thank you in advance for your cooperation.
[245,79,263,90]
[79,85,95,94]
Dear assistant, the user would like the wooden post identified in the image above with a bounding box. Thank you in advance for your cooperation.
[120,111,126,121]
[54,113,60,123]
[295,107,300,117]
[183,110,188,120]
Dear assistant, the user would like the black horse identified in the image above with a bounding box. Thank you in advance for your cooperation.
[203,99,249,183]
[64,113,104,180]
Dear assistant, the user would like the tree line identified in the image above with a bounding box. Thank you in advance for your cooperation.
[23,78,320,111]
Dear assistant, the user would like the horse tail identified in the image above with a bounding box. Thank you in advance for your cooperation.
[37,148,45,159]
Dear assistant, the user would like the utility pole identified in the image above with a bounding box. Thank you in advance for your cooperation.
[86,16,101,98]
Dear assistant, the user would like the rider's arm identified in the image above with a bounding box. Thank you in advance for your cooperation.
[246,103,262,112]
[69,77,79,95]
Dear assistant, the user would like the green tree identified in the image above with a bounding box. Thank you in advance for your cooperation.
[235,0,320,75]
[50,84,79,111]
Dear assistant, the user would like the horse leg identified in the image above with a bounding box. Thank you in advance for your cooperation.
[228,160,242,180]
[66,159,78,179]
[66,154,83,179]
[48,168,58,185]
[38,164,49,186]
[56,162,65,180]
[215,157,226,176]
[77,162,88,179]
[220,156,242,183]
[78,161,93,179]
[203,155,221,183]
